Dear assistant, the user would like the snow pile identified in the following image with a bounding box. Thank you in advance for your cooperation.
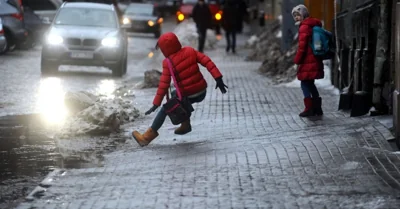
[173,19,199,48]
[245,35,259,48]
[245,19,300,84]
[246,20,282,61]
[56,92,140,139]
[64,91,97,114]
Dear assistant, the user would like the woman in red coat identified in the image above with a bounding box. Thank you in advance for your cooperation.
[132,32,228,146]
[292,5,324,117]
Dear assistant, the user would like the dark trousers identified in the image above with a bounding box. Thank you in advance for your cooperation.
[151,90,207,131]
[197,28,207,53]
[225,30,236,52]
[300,80,320,98]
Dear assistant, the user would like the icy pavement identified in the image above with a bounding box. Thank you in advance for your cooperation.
[15,34,400,208]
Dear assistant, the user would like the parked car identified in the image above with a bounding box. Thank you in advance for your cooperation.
[41,2,129,77]
[0,17,8,54]
[21,0,63,23]
[0,0,27,52]
[22,6,50,46]
[122,3,163,38]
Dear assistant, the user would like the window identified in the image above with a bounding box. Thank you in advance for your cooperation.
[21,0,57,11]
[125,4,154,15]
[54,8,118,28]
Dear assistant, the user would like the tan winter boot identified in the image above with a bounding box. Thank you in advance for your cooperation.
[174,119,192,135]
[132,128,159,147]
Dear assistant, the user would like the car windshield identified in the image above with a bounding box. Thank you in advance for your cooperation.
[125,4,153,16]
[54,7,117,28]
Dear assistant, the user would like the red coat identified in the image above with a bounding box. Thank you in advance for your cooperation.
[153,32,222,106]
[294,18,324,81]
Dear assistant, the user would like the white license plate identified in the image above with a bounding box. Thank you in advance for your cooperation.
[70,51,94,59]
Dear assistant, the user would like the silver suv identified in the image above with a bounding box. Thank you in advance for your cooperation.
[41,2,129,77]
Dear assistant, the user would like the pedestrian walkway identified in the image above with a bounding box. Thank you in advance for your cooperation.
[17,37,400,209]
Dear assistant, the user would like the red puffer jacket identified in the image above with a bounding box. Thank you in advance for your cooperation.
[153,32,222,106]
[294,17,324,81]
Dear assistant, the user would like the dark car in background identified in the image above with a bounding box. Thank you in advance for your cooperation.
[176,0,221,33]
[122,3,163,38]
[41,2,128,77]
[0,0,27,52]
[144,0,180,17]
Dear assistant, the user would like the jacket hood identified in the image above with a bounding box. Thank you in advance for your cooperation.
[157,32,182,57]
[301,17,322,27]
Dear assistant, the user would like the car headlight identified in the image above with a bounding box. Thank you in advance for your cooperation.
[47,34,63,45]
[101,37,119,47]
[148,20,155,27]
[123,17,131,25]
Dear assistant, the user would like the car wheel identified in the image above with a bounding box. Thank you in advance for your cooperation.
[123,55,128,75]
[0,37,8,55]
[112,60,124,77]
[4,31,16,52]
[41,56,59,75]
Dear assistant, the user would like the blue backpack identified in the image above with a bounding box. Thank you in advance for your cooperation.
[310,26,335,60]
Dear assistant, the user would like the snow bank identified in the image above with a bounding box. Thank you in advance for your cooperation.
[56,93,140,139]
[172,19,199,48]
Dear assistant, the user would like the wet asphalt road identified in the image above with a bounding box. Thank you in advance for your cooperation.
[0,18,176,209]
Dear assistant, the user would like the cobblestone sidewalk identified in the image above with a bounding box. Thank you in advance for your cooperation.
[16,40,400,209]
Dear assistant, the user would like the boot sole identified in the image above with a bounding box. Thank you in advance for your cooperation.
[174,128,192,135]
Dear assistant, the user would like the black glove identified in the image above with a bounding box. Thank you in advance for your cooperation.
[145,105,159,115]
[215,77,228,94]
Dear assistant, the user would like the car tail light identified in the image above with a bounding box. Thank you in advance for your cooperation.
[177,11,184,21]
[215,11,222,21]
[0,19,3,35]
[11,13,23,21]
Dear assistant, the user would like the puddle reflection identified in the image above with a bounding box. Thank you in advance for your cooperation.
[36,77,68,126]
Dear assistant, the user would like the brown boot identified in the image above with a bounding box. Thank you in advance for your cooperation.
[132,128,159,147]
[174,119,192,135]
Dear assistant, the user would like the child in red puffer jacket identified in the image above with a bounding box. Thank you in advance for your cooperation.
[132,32,228,146]
[292,4,324,117]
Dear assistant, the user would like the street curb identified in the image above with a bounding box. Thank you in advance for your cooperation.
[25,169,66,201]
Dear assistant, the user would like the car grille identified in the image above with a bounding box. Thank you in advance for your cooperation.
[65,38,100,48]
[83,39,99,47]
[133,20,148,27]
[66,38,81,46]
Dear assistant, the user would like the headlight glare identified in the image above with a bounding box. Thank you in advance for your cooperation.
[47,34,63,45]
[148,20,154,26]
[101,37,119,47]
[123,17,130,25]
